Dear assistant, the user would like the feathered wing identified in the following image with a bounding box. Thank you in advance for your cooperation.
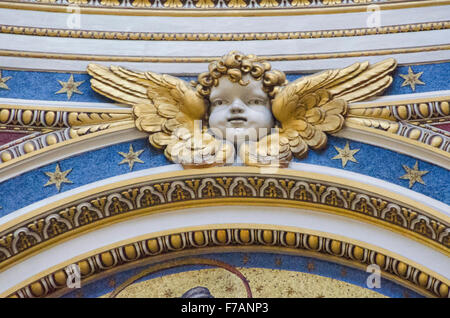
[240,58,397,167]
[87,64,234,167]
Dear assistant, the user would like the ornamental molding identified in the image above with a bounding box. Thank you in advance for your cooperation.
[4,226,449,298]
[0,170,448,272]
[1,21,448,41]
[1,45,449,63]
[0,106,133,164]
[0,0,442,16]
[347,98,450,153]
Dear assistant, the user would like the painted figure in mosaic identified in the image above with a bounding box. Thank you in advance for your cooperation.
[181,286,214,298]
[87,51,396,168]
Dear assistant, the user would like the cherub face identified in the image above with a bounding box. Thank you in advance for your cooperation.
[208,75,274,143]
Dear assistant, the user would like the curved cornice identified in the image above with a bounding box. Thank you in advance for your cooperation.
[0,125,140,180]
[0,0,449,16]
[1,21,448,41]
[0,167,448,274]
[338,123,450,168]
[3,225,449,298]
[1,45,449,63]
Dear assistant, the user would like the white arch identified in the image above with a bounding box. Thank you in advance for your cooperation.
[0,205,448,295]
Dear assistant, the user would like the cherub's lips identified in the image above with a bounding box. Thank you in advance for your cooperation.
[227,116,247,124]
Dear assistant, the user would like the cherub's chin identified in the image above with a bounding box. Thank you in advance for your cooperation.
[227,123,247,129]
[223,127,259,143]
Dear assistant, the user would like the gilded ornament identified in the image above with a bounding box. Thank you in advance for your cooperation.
[418,272,428,287]
[55,74,84,100]
[7,227,450,298]
[118,144,145,171]
[100,252,114,266]
[308,235,319,249]
[330,240,341,254]
[100,0,120,5]
[147,239,159,253]
[260,0,278,7]
[263,230,273,243]
[131,0,152,6]
[407,128,421,140]
[396,105,409,120]
[429,136,443,148]
[344,97,450,153]
[68,0,89,3]
[196,0,215,7]
[164,0,183,7]
[399,161,429,188]
[124,245,137,259]
[78,260,90,275]
[0,70,12,90]
[397,261,407,276]
[43,163,73,192]
[375,253,385,267]
[22,110,33,125]
[170,234,182,248]
[353,246,364,260]
[0,109,9,122]
[399,66,425,92]
[87,51,396,168]
[331,141,360,167]
[418,103,430,117]
[291,0,310,6]
[3,0,447,10]
[284,232,296,246]
[44,111,56,126]
[23,142,35,153]
[2,171,447,269]
[440,101,449,115]
[240,230,251,243]
[45,134,58,145]
[216,230,227,243]
[227,0,246,8]
[1,151,12,162]
[193,231,205,245]
[53,270,67,286]
[30,282,44,297]
[8,20,445,42]
[439,283,449,298]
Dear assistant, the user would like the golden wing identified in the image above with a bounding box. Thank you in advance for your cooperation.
[240,58,397,167]
[87,64,234,167]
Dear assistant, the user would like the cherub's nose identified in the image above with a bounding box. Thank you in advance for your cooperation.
[230,99,245,113]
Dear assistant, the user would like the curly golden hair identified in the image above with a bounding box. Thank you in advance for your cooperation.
[194,51,287,99]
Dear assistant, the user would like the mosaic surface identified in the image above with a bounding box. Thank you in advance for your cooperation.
[62,252,423,298]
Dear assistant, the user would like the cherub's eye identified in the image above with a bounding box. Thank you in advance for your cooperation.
[212,100,224,107]
[248,99,263,105]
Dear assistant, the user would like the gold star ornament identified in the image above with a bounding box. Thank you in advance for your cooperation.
[0,70,12,90]
[118,145,145,170]
[332,141,360,167]
[44,163,73,192]
[399,66,425,91]
[55,74,84,100]
[399,161,429,188]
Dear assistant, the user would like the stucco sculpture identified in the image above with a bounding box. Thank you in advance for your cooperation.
[87,51,397,168]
